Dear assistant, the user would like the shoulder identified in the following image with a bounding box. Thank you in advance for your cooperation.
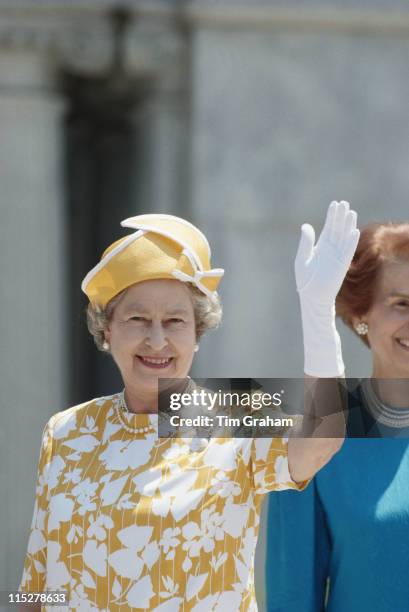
[46,393,120,440]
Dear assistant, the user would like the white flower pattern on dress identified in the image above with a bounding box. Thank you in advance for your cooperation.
[159,527,181,560]
[19,393,309,610]
[209,470,241,500]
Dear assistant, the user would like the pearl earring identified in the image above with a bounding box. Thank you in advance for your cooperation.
[194,344,199,352]
[355,322,368,335]
[102,340,110,351]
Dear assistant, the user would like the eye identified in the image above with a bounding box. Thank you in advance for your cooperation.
[129,316,147,322]
[395,301,409,308]
[167,318,185,324]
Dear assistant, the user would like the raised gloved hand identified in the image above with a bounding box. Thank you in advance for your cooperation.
[295,201,360,377]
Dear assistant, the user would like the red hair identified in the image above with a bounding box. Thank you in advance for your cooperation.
[336,222,409,346]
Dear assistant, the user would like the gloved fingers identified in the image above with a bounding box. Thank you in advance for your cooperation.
[343,209,357,243]
[318,201,337,246]
[342,228,360,264]
[295,223,315,265]
[331,200,350,245]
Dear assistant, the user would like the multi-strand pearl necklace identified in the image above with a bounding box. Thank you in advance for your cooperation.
[361,378,409,429]
[114,390,157,435]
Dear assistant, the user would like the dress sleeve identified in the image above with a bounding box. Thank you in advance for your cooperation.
[265,479,331,612]
[18,416,55,592]
[250,437,310,494]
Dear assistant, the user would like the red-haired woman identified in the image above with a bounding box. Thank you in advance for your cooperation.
[266,222,409,612]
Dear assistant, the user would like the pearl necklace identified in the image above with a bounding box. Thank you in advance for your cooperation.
[115,390,157,435]
[361,378,409,428]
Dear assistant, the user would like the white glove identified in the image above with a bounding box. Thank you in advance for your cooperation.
[295,201,360,377]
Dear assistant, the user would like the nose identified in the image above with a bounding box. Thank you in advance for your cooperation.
[145,321,168,352]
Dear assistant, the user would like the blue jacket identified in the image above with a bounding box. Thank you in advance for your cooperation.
[266,387,409,611]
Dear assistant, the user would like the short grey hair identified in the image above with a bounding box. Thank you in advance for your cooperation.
[86,283,223,352]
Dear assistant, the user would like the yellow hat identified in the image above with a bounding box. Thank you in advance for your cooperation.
[81,213,224,307]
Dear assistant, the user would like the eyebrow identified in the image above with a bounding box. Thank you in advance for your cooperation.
[166,308,190,316]
[387,292,409,299]
[122,304,148,314]
[123,303,190,316]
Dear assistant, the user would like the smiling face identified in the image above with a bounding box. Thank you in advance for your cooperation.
[105,279,196,399]
[357,260,409,378]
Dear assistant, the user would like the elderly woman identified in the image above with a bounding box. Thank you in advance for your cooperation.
[19,204,358,611]
[266,221,409,611]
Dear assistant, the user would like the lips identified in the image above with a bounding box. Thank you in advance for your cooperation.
[136,356,174,369]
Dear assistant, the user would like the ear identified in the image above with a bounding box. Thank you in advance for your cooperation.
[351,317,370,344]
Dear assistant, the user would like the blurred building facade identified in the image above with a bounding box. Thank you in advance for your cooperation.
[2,0,409,607]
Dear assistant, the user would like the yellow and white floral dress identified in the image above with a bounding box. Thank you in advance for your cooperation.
[19,392,308,611]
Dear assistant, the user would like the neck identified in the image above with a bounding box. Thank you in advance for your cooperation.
[123,377,191,414]
[123,386,158,414]
[370,377,409,408]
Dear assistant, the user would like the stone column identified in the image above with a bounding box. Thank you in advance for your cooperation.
[132,85,190,216]
[127,17,191,219]
[0,51,67,590]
